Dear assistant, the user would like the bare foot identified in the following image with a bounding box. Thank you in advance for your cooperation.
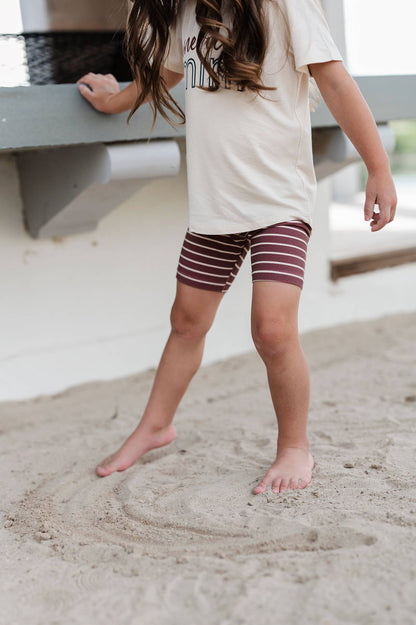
[253,446,314,494]
[96,423,177,477]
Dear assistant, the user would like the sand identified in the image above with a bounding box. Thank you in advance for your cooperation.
[1,312,416,625]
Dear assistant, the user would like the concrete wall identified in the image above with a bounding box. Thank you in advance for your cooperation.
[1,143,416,402]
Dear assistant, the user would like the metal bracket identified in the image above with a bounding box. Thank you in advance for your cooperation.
[17,139,181,239]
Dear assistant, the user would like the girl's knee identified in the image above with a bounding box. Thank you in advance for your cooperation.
[251,316,298,360]
[170,303,212,340]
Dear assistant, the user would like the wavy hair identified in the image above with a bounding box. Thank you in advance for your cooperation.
[126,0,290,135]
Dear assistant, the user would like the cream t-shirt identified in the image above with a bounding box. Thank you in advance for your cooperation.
[163,0,343,234]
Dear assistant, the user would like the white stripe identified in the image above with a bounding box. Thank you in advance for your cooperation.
[184,239,239,256]
[182,243,236,264]
[189,232,243,250]
[251,251,305,262]
[252,269,303,280]
[178,261,227,279]
[272,224,309,236]
[251,241,306,254]
[224,274,237,286]
[237,248,249,264]
[177,270,224,288]
[181,251,232,271]
[252,261,304,271]
[254,233,308,244]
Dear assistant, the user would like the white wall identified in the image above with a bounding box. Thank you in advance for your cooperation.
[1,145,416,402]
[0,140,253,401]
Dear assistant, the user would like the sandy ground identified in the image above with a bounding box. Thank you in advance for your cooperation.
[1,312,416,625]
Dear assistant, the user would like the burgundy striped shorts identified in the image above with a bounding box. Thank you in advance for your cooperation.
[176,220,312,293]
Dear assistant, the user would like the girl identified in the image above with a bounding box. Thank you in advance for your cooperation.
[77,0,397,494]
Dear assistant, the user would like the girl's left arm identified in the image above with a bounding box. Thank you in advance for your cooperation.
[309,61,398,232]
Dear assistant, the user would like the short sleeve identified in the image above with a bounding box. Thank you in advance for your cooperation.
[163,16,184,74]
[280,0,344,76]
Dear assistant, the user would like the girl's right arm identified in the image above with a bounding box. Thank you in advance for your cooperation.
[76,68,183,114]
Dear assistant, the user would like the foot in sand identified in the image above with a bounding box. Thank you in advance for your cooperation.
[252,446,314,494]
[96,423,177,477]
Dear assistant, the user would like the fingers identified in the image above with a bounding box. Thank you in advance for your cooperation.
[388,201,397,223]
[370,204,391,232]
[364,190,376,222]
[78,82,96,105]
[364,172,398,231]
[365,193,397,232]
[77,73,97,103]
[76,72,120,113]
[76,73,107,93]
[77,72,94,87]
[76,72,116,84]
[77,72,103,83]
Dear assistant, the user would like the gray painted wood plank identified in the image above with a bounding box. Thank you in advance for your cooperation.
[0,84,185,151]
[1,75,415,151]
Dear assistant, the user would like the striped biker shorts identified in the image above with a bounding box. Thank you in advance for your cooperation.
[176,220,312,293]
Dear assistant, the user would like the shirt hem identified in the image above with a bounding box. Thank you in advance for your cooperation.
[188,215,312,236]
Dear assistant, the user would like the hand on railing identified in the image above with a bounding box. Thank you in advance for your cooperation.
[77,67,183,115]
[77,72,124,114]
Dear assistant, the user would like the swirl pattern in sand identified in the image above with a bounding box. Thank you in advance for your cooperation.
[2,313,416,624]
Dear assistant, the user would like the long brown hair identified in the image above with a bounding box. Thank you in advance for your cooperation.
[126,0,284,135]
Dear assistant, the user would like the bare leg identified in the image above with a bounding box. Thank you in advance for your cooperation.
[250,281,314,494]
[97,282,224,476]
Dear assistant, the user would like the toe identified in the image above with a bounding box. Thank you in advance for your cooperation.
[96,464,113,477]
[279,479,289,493]
[289,478,300,490]
[99,453,114,467]
[253,472,273,494]
[271,479,282,494]
[96,455,116,477]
